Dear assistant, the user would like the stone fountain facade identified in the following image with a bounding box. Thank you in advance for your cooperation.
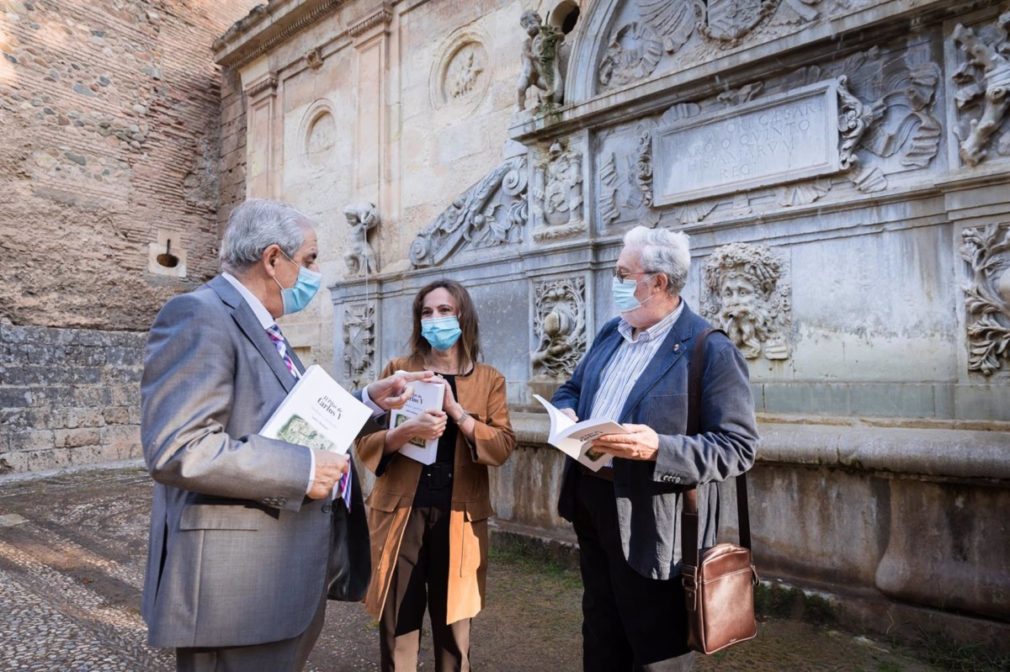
[214,0,1010,650]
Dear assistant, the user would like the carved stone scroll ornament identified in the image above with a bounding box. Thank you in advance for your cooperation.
[532,140,584,240]
[951,13,1010,167]
[516,11,564,112]
[836,49,943,193]
[343,202,379,276]
[409,156,528,268]
[343,302,375,389]
[532,277,587,379]
[701,243,791,361]
[960,223,1010,376]
[599,153,621,226]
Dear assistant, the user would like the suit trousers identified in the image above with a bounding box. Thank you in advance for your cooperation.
[379,506,471,672]
[573,472,695,672]
[174,588,327,672]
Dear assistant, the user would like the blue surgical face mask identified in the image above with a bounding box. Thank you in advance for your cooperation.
[275,257,322,315]
[612,275,653,313]
[421,316,462,351]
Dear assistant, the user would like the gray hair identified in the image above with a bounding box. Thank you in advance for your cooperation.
[623,225,691,295]
[219,199,311,272]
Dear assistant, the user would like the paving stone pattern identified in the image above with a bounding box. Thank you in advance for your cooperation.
[0,466,942,671]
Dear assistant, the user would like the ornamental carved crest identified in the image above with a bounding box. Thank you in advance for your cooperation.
[960,223,1010,375]
[532,277,587,379]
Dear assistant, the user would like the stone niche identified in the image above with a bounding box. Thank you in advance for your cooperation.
[215,0,1010,653]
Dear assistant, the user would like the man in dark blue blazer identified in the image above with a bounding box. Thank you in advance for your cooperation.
[552,226,759,671]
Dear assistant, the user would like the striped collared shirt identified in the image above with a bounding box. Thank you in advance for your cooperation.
[590,300,685,423]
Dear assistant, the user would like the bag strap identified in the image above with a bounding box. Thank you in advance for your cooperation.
[681,328,751,570]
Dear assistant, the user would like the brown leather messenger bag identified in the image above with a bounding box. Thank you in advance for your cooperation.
[680,328,758,655]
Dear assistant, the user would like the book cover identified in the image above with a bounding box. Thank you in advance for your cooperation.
[260,365,371,455]
[389,379,445,465]
[533,394,627,471]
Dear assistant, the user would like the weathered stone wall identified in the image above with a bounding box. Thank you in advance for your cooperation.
[0,0,260,473]
[0,322,145,472]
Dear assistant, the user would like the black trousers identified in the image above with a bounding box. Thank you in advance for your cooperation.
[572,472,695,672]
[379,506,470,672]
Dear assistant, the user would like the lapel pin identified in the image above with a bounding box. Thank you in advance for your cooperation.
[674,343,681,352]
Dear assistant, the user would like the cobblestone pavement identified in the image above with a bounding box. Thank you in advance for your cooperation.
[0,466,942,671]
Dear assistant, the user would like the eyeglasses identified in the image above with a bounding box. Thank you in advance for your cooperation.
[612,268,656,283]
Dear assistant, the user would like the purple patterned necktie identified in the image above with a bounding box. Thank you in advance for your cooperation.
[265,324,351,508]
[265,324,298,378]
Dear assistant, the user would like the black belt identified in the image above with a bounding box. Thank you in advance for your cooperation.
[578,462,614,482]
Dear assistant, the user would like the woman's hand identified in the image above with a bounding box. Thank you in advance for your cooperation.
[406,409,447,441]
[436,376,464,419]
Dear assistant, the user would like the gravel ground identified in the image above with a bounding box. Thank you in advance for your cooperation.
[0,466,948,671]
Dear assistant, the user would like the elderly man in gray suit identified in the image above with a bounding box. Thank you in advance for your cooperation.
[552,226,759,671]
[141,199,429,671]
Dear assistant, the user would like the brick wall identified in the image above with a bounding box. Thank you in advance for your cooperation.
[0,1,259,473]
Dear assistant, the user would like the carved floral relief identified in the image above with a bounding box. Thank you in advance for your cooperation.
[532,277,587,379]
[343,302,375,389]
[701,243,791,361]
[960,223,1010,376]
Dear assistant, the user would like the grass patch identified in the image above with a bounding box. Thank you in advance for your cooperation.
[488,533,582,591]
[754,582,836,625]
[916,631,1010,672]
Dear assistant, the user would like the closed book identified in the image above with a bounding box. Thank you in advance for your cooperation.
[260,365,371,455]
[389,379,445,465]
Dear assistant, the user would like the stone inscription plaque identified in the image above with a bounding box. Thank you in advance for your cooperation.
[653,81,840,206]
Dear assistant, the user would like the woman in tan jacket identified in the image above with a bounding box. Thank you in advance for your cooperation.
[356,279,515,672]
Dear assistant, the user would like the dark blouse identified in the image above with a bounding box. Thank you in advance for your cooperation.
[411,374,458,510]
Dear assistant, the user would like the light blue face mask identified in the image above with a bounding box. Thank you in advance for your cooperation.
[612,274,652,313]
[275,257,322,315]
[421,316,462,351]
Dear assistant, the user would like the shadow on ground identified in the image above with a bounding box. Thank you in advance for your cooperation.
[0,465,982,671]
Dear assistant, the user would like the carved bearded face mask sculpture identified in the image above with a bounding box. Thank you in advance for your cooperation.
[718,271,768,359]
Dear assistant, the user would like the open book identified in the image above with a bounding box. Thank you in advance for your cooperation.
[533,394,627,472]
[260,365,371,455]
[389,378,445,465]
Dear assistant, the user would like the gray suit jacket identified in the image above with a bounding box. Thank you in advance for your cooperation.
[140,275,367,649]
[554,303,759,581]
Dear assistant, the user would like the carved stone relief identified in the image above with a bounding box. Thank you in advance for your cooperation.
[343,302,375,389]
[431,32,491,112]
[305,111,336,163]
[305,47,324,70]
[446,46,484,100]
[410,156,528,268]
[951,12,1010,167]
[702,242,791,361]
[532,140,585,240]
[960,222,1010,376]
[532,277,587,379]
[343,202,378,276]
[598,0,822,91]
[834,48,942,192]
[517,10,564,112]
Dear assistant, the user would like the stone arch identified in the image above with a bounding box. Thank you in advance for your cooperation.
[298,98,337,165]
[562,0,621,104]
